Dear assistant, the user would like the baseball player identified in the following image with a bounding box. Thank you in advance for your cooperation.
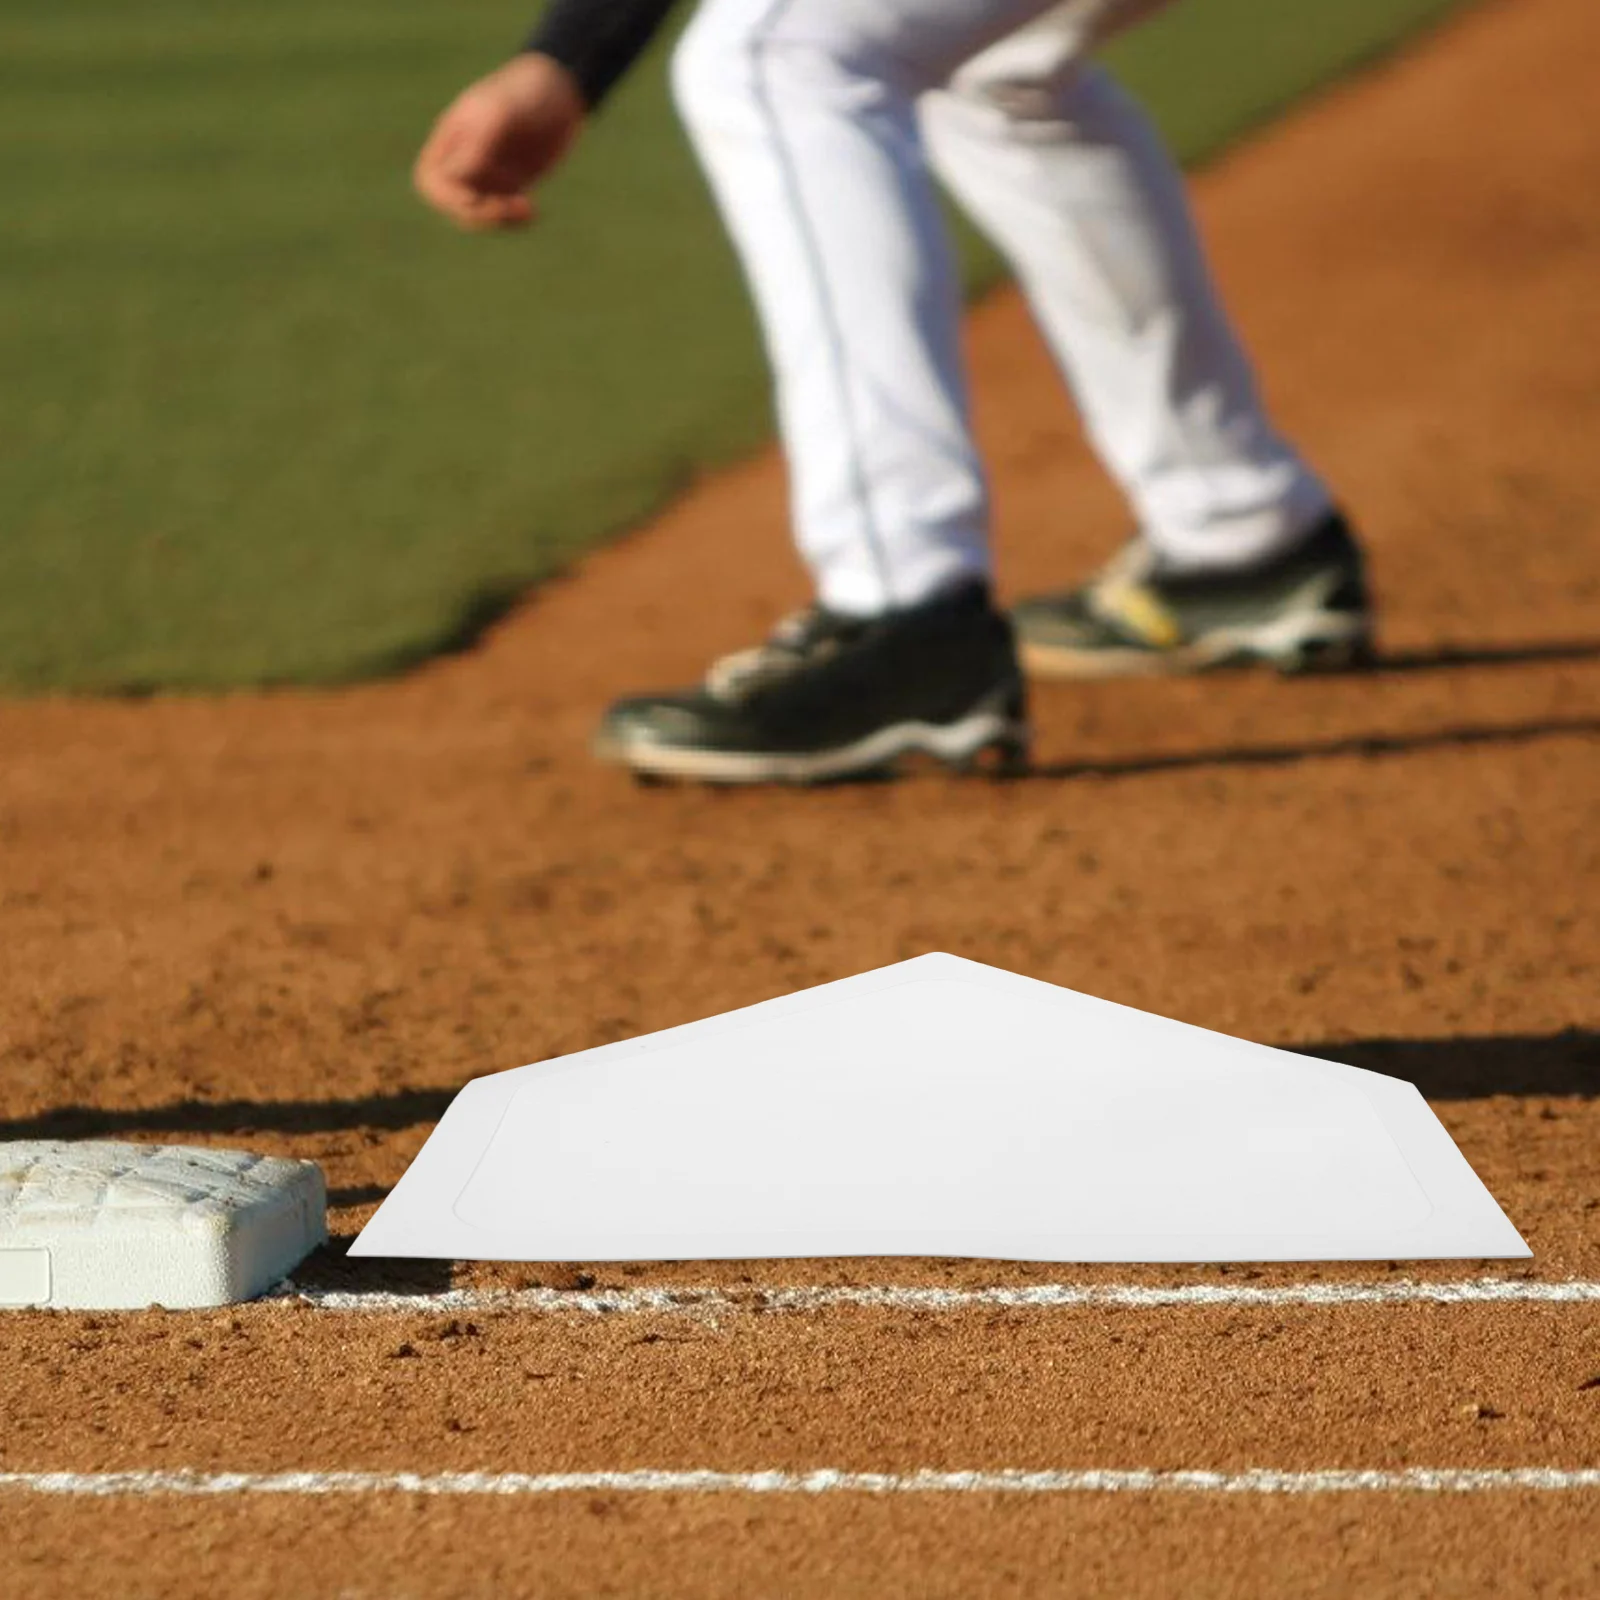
[416,0,1373,783]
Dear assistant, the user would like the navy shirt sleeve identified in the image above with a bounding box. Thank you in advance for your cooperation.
[523,0,683,109]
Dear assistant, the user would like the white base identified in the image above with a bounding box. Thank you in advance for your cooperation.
[352,954,1529,1265]
[0,1142,327,1310]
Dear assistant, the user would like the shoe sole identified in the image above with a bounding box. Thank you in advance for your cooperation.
[595,695,1029,787]
[1019,609,1374,682]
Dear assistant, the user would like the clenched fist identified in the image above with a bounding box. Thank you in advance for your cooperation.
[414,54,587,230]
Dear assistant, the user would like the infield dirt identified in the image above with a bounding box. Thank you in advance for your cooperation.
[2,0,1598,1592]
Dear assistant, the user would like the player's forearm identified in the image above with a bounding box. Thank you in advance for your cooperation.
[523,0,682,109]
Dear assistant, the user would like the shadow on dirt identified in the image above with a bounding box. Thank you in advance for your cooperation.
[291,1237,454,1293]
[1302,1028,1599,1099]
[0,1086,457,1144]
[2,1029,1593,1156]
[1363,638,1600,674]
[1023,712,1600,782]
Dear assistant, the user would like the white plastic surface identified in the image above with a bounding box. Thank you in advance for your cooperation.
[0,1142,327,1309]
[351,954,1529,1264]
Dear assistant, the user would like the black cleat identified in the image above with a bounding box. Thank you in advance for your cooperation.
[595,583,1029,785]
[1012,510,1375,679]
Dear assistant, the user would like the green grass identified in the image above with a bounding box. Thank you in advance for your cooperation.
[1,0,1466,691]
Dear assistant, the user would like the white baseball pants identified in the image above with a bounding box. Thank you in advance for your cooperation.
[671,0,1334,614]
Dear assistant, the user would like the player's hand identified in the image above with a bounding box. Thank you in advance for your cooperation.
[414,54,587,231]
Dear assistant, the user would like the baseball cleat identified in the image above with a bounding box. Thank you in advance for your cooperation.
[594,582,1029,784]
[1011,510,1374,679]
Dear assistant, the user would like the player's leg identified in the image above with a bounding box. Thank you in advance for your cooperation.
[920,11,1373,676]
[596,0,1062,782]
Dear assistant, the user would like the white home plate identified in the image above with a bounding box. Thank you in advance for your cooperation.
[353,953,1528,1265]
[0,1142,326,1310]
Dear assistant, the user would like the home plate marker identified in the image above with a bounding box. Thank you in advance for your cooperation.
[1,1143,326,1310]
[353,952,1529,1265]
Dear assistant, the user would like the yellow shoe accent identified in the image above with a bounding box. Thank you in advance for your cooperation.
[1091,580,1183,649]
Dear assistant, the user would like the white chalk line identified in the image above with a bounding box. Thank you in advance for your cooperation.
[3,1467,1598,1499]
[270,1278,1600,1316]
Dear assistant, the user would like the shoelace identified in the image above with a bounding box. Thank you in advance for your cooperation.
[704,607,841,702]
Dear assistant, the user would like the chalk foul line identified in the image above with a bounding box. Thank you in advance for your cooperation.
[2,1467,1598,1499]
[269,1278,1600,1315]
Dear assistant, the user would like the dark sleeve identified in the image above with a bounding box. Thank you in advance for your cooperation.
[523,0,683,110]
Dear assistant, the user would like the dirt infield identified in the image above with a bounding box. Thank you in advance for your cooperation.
[3,0,1598,1592]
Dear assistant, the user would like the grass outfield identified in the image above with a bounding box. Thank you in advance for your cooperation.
[2,0,1464,692]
